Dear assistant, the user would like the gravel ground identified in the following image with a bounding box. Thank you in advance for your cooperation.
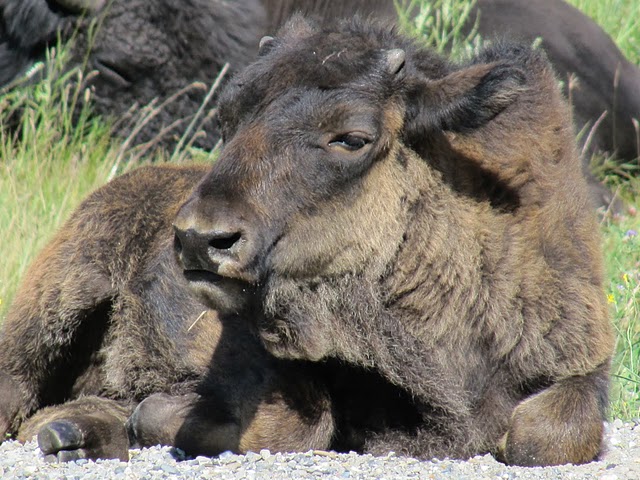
[1,420,639,479]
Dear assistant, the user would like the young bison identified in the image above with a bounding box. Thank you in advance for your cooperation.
[0,17,613,467]
[173,16,614,465]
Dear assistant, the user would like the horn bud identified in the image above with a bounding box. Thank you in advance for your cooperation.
[258,36,276,56]
[384,49,406,75]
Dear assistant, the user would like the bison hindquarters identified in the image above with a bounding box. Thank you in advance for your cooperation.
[497,364,609,466]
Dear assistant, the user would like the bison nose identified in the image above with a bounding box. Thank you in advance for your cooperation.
[173,226,242,273]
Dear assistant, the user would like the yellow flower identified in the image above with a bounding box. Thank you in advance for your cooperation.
[607,294,615,304]
[623,273,630,284]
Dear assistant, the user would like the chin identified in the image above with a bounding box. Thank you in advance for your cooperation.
[185,273,256,316]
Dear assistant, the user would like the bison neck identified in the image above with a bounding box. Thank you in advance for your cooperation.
[380,165,517,394]
[376,149,611,402]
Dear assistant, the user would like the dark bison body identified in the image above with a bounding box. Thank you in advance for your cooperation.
[0,0,268,150]
[0,17,613,467]
[0,0,395,150]
[0,164,334,461]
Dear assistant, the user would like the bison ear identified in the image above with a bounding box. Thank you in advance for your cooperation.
[404,60,527,138]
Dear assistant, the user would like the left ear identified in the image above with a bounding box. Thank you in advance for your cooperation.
[402,52,529,138]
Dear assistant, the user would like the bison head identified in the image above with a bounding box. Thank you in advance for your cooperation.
[173,16,527,360]
[1,0,266,148]
[0,0,103,86]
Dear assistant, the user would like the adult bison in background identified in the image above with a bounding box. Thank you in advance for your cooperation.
[1,0,638,185]
[0,0,268,150]
[0,15,614,467]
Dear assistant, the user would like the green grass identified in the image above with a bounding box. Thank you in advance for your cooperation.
[605,225,640,418]
[0,48,119,318]
[0,0,639,420]
[0,43,218,320]
[563,0,640,419]
[396,0,481,58]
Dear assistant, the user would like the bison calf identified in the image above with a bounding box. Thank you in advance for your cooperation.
[174,16,614,465]
[0,16,613,467]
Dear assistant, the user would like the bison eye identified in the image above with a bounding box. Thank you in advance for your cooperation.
[328,133,371,151]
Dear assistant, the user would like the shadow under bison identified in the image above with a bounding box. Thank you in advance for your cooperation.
[0,16,613,467]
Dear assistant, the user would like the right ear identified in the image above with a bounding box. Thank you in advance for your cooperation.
[403,58,528,139]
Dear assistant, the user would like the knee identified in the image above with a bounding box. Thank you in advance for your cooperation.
[496,366,609,466]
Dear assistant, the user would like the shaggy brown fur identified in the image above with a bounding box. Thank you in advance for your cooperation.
[173,17,614,466]
[0,16,614,467]
[468,0,640,208]
[0,164,334,461]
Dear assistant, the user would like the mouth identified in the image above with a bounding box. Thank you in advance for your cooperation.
[183,269,256,314]
[184,270,224,284]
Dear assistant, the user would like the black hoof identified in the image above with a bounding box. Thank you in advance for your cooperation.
[37,420,84,456]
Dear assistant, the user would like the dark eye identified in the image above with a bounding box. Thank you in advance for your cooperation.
[328,134,371,151]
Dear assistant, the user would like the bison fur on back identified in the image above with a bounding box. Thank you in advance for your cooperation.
[469,0,640,207]
[0,16,614,467]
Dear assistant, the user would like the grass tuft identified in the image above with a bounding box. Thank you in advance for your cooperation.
[396,0,481,59]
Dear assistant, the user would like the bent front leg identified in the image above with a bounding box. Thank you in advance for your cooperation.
[0,233,114,437]
[260,275,475,452]
[128,386,334,457]
[496,362,610,466]
[127,392,240,455]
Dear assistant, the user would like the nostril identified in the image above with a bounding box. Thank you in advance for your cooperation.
[209,232,242,250]
[173,232,183,256]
